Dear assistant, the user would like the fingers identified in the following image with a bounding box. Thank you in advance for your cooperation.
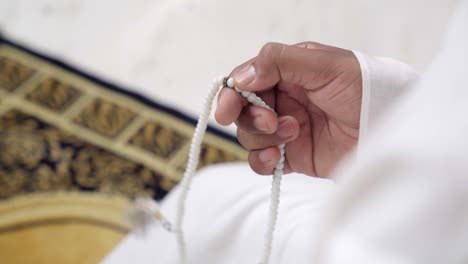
[231,42,333,92]
[215,87,245,125]
[237,116,299,150]
[216,41,335,126]
[246,114,301,174]
[235,105,278,134]
[215,88,276,126]
[239,115,299,175]
[248,147,281,175]
[248,147,293,175]
[215,57,257,125]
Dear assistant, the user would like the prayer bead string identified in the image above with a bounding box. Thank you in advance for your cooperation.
[127,76,285,264]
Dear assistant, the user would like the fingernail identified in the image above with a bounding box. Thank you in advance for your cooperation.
[253,116,271,133]
[259,149,271,164]
[235,65,256,86]
[277,119,293,139]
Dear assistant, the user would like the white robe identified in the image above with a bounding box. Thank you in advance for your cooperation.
[104,1,468,263]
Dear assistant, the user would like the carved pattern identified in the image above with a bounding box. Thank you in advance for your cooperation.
[129,121,188,159]
[0,110,173,200]
[0,56,34,91]
[0,42,247,202]
[27,78,81,112]
[73,98,136,137]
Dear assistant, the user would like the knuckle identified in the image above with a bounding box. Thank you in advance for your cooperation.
[259,42,283,58]
[257,42,288,78]
[230,58,255,77]
[230,64,246,76]
[302,41,321,49]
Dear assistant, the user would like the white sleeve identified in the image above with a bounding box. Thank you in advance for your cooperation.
[316,1,468,264]
[102,163,336,264]
[352,51,418,143]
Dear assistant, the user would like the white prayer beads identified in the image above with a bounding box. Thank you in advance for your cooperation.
[223,76,284,264]
[230,82,274,111]
[129,75,285,264]
[226,77,235,88]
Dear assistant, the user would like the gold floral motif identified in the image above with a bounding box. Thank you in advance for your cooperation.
[0,56,34,91]
[0,110,170,200]
[73,98,136,138]
[0,43,247,203]
[0,167,28,198]
[26,77,81,112]
[129,121,188,159]
[0,128,46,169]
[31,164,72,192]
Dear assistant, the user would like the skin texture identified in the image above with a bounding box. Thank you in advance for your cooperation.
[215,42,362,177]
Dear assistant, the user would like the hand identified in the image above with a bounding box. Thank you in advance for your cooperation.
[215,42,362,177]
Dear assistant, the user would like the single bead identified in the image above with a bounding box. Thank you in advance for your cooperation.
[279,156,285,163]
[234,87,242,93]
[241,91,251,97]
[255,102,264,108]
[279,148,285,156]
[275,163,284,170]
[247,94,256,103]
[273,169,283,176]
[227,77,235,88]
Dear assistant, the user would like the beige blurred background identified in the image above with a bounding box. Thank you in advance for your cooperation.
[0,0,458,132]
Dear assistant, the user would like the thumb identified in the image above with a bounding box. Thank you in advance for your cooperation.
[232,42,330,92]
